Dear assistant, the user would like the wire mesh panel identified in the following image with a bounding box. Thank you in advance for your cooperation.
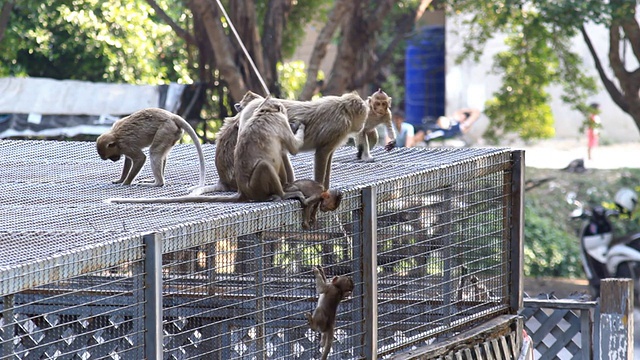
[375,153,514,357]
[0,140,521,359]
[0,236,145,360]
[159,189,365,360]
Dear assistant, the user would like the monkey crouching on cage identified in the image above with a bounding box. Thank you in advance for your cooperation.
[305,266,354,360]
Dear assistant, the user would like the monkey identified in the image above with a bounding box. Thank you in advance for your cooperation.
[469,275,490,301]
[283,179,343,229]
[305,266,354,360]
[96,108,206,188]
[279,92,368,188]
[355,88,396,161]
[196,90,368,194]
[456,266,490,302]
[107,97,307,204]
[191,91,265,195]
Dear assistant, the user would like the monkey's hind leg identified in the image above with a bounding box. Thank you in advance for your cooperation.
[320,331,334,360]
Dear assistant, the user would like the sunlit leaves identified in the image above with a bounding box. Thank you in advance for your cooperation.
[1,0,190,84]
[448,0,601,141]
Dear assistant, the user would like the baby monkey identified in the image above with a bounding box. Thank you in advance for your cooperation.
[305,266,354,360]
[96,108,206,188]
[356,88,395,161]
[284,180,342,229]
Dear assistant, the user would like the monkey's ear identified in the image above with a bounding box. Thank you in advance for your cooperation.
[107,141,117,148]
[321,191,330,199]
[234,103,242,112]
[388,97,392,107]
[331,276,339,284]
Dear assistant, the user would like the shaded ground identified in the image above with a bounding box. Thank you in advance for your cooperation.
[524,277,590,299]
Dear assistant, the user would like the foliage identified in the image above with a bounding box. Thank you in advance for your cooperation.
[277,61,323,100]
[448,1,600,142]
[524,167,640,278]
[1,0,188,84]
[524,198,582,278]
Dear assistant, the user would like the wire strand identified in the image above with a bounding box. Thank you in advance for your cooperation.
[214,0,270,97]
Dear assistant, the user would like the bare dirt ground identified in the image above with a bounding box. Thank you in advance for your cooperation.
[523,277,590,299]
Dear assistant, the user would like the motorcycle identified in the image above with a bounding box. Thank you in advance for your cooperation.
[569,187,640,305]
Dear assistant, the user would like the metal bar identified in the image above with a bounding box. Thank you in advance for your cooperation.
[2,295,14,358]
[143,233,163,359]
[362,186,378,359]
[132,258,145,359]
[352,207,364,356]
[441,186,453,327]
[255,233,266,360]
[509,150,524,312]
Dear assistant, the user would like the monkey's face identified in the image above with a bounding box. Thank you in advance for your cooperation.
[320,190,342,212]
[236,91,264,112]
[332,276,355,299]
[369,95,390,116]
[96,136,121,162]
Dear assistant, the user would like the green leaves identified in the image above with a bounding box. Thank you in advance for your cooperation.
[450,0,601,142]
[1,0,188,83]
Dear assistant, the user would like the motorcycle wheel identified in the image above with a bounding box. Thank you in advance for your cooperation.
[615,262,640,308]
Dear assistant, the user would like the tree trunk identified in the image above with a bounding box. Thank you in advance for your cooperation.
[0,1,14,43]
[230,0,269,94]
[299,0,352,100]
[188,0,248,101]
[323,0,394,95]
[262,0,292,97]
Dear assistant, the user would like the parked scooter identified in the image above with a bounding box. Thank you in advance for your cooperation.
[569,188,640,305]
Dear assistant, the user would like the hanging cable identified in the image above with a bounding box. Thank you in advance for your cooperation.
[214,0,270,96]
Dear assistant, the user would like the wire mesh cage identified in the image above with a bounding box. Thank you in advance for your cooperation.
[0,140,523,359]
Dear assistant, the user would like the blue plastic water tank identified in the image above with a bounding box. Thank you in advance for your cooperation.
[405,26,445,127]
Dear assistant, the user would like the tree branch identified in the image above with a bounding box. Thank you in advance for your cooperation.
[262,0,292,95]
[354,12,415,89]
[189,0,248,101]
[581,26,627,111]
[299,0,352,100]
[146,0,196,45]
[0,1,14,44]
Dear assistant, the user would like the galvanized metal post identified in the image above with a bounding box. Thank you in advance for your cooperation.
[509,150,524,312]
[441,186,453,326]
[255,233,266,360]
[143,233,163,359]
[599,278,633,359]
[362,186,378,359]
[2,295,14,358]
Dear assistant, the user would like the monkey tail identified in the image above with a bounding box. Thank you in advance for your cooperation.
[105,193,243,204]
[173,115,207,189]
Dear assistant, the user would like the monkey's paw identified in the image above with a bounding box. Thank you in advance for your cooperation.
[360,154,374,162]
[304,312,313,325]
[384,140,396,151]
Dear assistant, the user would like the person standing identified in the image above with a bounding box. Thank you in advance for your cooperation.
[583,102,602,160]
